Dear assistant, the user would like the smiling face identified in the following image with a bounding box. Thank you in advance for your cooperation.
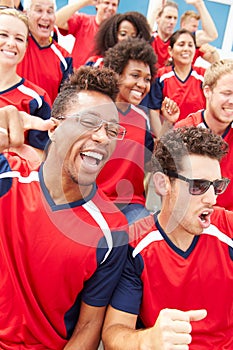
[204,71,233,132]
[27,0,55,46]
[48,90,119,200]
[169,32,196,66]
[96,0,118,24]
[116,59,151,106]
[0,14,28,67]
[160,154,221,240]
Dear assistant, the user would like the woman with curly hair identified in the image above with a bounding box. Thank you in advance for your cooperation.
[96,37,177,224]
[85,11,152,68]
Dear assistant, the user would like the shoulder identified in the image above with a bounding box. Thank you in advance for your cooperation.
[175,110,203,128]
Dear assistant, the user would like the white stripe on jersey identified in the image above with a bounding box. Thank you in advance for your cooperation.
[159,70,174,83]
[17,85,43,108]
[51,43,68,71]
[131,104,150,130]
[83,200,113,264]
[191,70,204,82]
[132,230,164,258]
[0,171,39,183]
[203,224,233,249]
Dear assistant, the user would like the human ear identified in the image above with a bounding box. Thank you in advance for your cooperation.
[152,172,170,196]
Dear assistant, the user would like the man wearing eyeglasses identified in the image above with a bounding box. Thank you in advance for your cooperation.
[102,126,233,350]
[55,0,119,69]
[0,66,128,349]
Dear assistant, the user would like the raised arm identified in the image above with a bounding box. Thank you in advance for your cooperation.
[185,0,218,46]
[102,306,207,350]
[55,0,97,30]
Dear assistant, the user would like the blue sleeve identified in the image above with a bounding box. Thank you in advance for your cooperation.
[110,245,144,315]
[0,154,12,197]
[82,230,128,307]
[145,128,154,163]
[28,98,51,150]
[141,78,164,110]
[60,57,73,88]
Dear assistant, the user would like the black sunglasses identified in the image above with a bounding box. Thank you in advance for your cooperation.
[166,171,230,195]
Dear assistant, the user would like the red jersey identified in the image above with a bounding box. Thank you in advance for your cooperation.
[142,65,206,121]
[59,13,99,69]
[17,35,73,104]
[0,150,128,349]
[97,105,154,206]
[150,32,170,69]
[111,209,233,349]
[175,110,233,210]
[0,78,51,150]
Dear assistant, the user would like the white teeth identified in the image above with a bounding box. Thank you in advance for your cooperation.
[81,151,103,161]
[131,90,142,98]
[2,50,15,56]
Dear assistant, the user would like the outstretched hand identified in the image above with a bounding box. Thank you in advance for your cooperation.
[0,105,54,153]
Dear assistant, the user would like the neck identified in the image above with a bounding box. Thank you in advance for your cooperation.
[157,210,194,251]
[173,64,191,80]
[204,110,230,136]
[31,33,52,47]
[0,69,21,91]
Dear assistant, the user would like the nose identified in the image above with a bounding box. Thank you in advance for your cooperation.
[136,77,147,89]
[202,185,217,206]
[92,124,111,144]
[7,35,16,47]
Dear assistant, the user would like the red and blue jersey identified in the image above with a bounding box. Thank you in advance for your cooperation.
[0,150,128,349]
[111,210,233,349]
[97,104,154,206]
[85,55,104,68]
[141,65,206,121]
[175,110,233,210]
[59,13,99,69]
[17,35,73,104]
[0,78,51,150]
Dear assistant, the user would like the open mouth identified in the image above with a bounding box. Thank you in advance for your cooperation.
[198,210,212,228]
[80,151,103,166]
[38,24,50,30]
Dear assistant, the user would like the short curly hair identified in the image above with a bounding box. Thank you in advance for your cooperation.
[93,12,152,56]
[103,37,157,78]
[152,127,228,174]
[52,66,119,118]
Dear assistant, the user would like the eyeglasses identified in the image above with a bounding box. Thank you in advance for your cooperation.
[55,112,126,140]
[166,171,230,195]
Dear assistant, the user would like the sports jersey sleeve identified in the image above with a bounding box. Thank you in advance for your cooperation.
[141,77,163,111]
[82,230,128,307]
[27,92,51,150]
[110,245,144,315]
[60,56,73,89]
[0,154,12,197]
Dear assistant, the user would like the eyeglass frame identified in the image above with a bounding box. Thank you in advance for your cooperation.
[54,112,127,141]
[165,170,230,196]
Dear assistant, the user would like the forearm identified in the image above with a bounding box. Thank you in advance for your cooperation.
[55,0,91,29]
[64,303,106,350]
[103,324,151,350]
[194,0,218,44]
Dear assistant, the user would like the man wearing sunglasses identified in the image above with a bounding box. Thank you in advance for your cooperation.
[175,59,233,211]
[102,126,233,350]
[0,66,128,349]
